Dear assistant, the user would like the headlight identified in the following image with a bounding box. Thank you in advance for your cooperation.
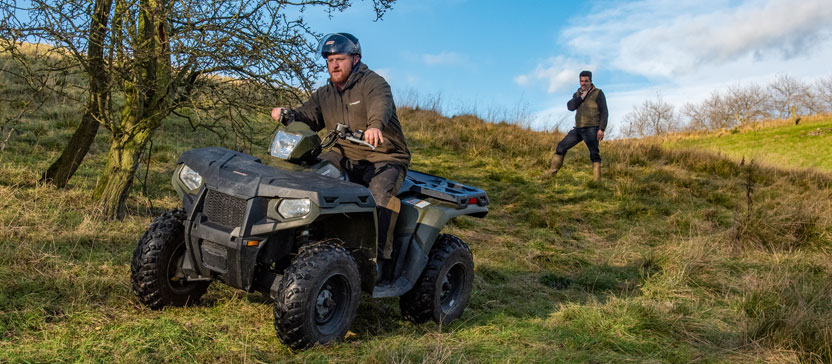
[270,131,303,159]
[277,198,311,219]
[179,164,202,191]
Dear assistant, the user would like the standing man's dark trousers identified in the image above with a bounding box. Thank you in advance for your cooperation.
[556,126,601,162]
[319,151,406,260]
[548,126,602,180]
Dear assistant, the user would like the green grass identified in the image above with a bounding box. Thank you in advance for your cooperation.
[2,57,832,362]
[664,117,832,171]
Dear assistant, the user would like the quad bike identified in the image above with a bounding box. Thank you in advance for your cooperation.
[130,113,489,349]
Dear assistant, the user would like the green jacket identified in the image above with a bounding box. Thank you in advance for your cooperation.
[567,84,608,130]
[294,62,410,167]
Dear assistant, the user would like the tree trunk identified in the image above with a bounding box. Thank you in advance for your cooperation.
[41,115,100,187]
[40,0,113,187]
[93,0,170,219]
[92,126,152,219]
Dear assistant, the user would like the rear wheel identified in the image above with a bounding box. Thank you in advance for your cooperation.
[131,209,210,309]
[400,234,474,324]
[273,242,361,349]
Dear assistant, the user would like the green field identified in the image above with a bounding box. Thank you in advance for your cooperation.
[2,65,832,363]
[664,117,832,172]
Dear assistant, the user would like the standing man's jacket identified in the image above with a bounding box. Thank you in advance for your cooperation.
[567,84,608,131]
[293,62,411,167]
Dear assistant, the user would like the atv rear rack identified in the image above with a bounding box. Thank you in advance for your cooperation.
[402,170,489,209]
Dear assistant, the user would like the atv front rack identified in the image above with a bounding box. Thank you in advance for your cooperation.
[402,170,489,209]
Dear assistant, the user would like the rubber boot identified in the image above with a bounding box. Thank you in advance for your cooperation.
[546,154,564,177]
[377,208,397,260]
[592,162,601,182]
[378,206,400,281]
[377,196,401,260]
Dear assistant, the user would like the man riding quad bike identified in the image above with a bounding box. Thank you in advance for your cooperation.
[130,118,489,348]
[130,33,488,349]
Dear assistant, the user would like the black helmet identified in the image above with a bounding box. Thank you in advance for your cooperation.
[317,33,361,58]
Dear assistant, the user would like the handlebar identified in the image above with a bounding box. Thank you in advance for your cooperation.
[279,108,375,151]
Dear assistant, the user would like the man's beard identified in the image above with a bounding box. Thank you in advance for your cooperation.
[330,70,348,84]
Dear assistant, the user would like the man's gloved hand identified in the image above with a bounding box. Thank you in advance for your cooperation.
[364,128,384,148]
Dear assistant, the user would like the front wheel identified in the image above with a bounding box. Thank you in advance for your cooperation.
[131,209,210,309]
[273,242,361,349]
[400,234,474,325]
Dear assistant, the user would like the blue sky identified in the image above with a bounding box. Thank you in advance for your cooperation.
[302,0,832,135]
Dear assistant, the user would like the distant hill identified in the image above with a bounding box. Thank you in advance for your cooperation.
[663,116,832,172]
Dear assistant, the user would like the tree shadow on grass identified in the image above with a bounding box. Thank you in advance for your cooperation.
[544,260,659,298]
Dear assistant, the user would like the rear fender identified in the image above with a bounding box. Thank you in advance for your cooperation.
[404,197,486,254]
[395,198,487,291]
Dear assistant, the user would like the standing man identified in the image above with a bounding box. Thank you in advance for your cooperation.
[271,33,410,261]
[546,70,608,182]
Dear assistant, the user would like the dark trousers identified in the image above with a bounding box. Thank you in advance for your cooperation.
[319,151,406,259]
[555,126,601,163]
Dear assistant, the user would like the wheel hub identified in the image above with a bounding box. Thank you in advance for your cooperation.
[167,244,189,292]
[440,263,465,312]
[316,286,336,321]
[441,276,452,300]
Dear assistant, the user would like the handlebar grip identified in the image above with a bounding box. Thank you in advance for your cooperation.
[278,109,295,126]
[346,136,376,150]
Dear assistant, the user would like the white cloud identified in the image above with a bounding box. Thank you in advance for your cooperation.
[422,51,465,65]
[513,56,592,93]
[563,0,832,78]
[513,75,530,86]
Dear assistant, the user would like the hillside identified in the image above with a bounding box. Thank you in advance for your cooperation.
[1,96,832,363]
[663,116,832,172]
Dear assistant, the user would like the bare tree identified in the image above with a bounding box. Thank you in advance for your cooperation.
[680,102,709,132]
[814,74,832,114]
[767,73,812,119]
[622,94,676,138]
[723,83,770,126]
[661,74,830,134]
[700,91,735,130]
[621,110,644,138]
[29,0,112,188]
[2,0,396,218]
